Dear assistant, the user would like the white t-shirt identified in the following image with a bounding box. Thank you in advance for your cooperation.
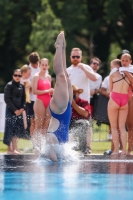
[89,73,102,97]
[67,64,94,102]
[29,64,40,101]
[101,75,109,92]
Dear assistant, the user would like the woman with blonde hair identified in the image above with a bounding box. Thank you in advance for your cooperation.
[32,58,54,151]
[108,55,133,155]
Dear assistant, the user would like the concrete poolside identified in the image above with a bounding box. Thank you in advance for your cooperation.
[0,152,133,158]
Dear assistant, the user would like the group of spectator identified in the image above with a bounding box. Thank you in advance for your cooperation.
[3,31,133,156]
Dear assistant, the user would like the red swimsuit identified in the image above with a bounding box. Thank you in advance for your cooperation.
[37,78,51,108]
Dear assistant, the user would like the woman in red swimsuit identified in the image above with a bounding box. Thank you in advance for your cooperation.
[32,58,54,151]
[108,54,133,155]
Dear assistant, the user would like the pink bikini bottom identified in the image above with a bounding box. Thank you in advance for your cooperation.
[111,92,128,107]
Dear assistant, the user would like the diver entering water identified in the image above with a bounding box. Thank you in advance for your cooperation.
[42,31,73,162]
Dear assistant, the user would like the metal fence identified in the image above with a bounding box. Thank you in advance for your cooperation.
[0,120,110,142]
[92,120,111,142]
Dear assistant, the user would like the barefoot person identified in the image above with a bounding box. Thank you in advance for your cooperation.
[32,58,54,151]
[44,32,73,162]
[108,56,133,155]
[3,69,26,154]
[117,49,133,155]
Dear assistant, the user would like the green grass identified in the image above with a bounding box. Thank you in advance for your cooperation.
[0,138,33,153]
[0,122,111,154]
[91,141,111,154]
[0,139,111,154]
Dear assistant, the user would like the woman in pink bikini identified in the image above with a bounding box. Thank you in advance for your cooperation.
[32,58,54,151]
[108,54,133,155]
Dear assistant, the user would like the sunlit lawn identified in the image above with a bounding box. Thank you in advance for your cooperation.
[0,122,111,154]
[0,139,111,154]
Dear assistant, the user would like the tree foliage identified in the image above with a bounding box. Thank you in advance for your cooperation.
[0,0,41,92]
[26,0,63,75]
[49,0,133,75]
[1,0,133,92]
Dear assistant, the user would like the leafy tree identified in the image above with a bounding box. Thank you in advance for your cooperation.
[0,0,41,92]
[26,0,63,75]
[49,0,133,76]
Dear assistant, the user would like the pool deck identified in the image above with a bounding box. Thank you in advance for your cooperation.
[0,152,133,159]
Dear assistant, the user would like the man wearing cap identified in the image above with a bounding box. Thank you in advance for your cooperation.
[69,85,91,154]
[117,49,133,155]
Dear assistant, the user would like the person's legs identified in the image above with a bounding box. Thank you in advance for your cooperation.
[107,125,112,141]
[43,107,51,133]
[32,99,47,152]
[45,32,72,162]
[26,102,35,135]
[30,118,35,135]
[34,99,46,133]
[50,32,70,114]
[108,99,119,154]
[118,104,128,155]
[85,126,92,153]
[7,142,13,154]
[45,133,59,162]
[12,137,20,154]
[126,97,133,154]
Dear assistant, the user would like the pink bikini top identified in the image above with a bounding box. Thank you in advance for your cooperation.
[37,78,51,92]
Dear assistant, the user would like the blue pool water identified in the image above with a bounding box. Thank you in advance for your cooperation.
[0,155,133,200]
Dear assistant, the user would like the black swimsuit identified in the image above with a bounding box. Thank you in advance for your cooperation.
[113,74,130,85]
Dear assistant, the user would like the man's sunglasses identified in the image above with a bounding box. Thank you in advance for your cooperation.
[72,56,80,59]
[92,62,99,66]
[13,74,22,77]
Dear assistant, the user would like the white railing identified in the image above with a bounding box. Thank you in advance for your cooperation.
[0,94,6,132]
[0,93,110,141]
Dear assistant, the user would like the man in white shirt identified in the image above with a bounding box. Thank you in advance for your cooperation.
[26,52,40,136]
[66,48,97,154]
[66,48,97,103]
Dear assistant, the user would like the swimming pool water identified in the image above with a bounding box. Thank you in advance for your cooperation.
[0,155,133,200]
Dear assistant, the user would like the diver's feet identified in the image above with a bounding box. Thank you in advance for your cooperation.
[55,31,64,48]
[63,32,66,49]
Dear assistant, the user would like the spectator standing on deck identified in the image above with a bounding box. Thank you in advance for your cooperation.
[32,58,54,152]
[27,52,40,136]
[3,69,26,154]
[117,50,133,155]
